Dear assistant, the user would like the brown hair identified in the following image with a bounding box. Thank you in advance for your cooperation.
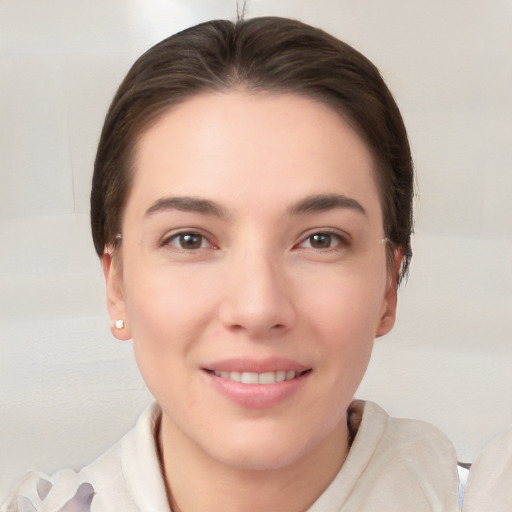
[91,16,413,283]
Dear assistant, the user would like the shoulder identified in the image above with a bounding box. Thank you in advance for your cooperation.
[353,400,458,458]
[2,429,129,512]
[1,469,94,512]
[0,448,125,512]
[1,402,164,512]
[362,400,459,483]
[463,427,512,512]
[309,401,460,512]
[347,400,460,511]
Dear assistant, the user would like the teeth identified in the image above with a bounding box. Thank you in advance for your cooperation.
[275,371,286,382]
[241,372,259,384]
[259,372,276,384]
[212,370,300,384]
[229,371,241,382]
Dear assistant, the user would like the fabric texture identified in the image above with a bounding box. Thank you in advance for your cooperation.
[462,428,512,512]
[2,401,461,512]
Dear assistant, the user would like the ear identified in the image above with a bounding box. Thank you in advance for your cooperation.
[375,249,404,338]
[102,250,132,341]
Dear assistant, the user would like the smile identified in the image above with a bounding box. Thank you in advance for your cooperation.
[211,370,305,384]
[204,363,311,408]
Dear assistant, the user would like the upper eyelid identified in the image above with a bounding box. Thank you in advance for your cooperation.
[296,227,352,244]
[157,226,352,247]
[160,228,216,247]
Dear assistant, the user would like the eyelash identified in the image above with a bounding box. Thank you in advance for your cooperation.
[160,229,350,253]
[160,230,217,251]
[295,230,351,252]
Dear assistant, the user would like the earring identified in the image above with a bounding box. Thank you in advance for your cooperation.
[114,319,125,329]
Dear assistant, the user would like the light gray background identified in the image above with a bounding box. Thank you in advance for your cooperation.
[1,0,511,501]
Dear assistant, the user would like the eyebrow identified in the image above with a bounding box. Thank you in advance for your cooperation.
[145,196,226,218]
[144,193,366,219]
[287,194,367,216]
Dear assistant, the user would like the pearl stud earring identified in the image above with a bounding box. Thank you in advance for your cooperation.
[114,319,125,329]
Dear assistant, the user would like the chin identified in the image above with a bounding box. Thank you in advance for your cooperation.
[216,444,307,472]
[204,423,320,472]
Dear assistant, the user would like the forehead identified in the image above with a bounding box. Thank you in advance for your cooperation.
[128,91,381,221]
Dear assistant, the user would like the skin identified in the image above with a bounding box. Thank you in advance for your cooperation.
[103,91,401,512]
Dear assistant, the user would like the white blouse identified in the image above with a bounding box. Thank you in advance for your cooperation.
[461,427,512,512]
[2,401,462,512]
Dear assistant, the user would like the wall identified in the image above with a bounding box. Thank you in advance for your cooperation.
[1,0,511,500]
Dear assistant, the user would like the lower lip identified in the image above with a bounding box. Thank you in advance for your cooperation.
[204,371,310,409]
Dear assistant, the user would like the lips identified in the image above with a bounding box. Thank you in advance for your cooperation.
[203,358,311,408]
[203,357,310,382]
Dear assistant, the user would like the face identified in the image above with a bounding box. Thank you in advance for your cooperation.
[104,91,399,472]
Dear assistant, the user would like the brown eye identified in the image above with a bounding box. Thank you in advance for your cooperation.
[308,233,332,249]
[167,232,208,250]
[298,231,347,251]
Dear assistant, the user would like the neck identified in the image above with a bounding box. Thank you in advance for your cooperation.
[159,414,349,512]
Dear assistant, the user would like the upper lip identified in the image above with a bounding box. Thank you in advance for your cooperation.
[203,357,311,374]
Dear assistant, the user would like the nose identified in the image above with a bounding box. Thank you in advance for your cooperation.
[218,247,297,338]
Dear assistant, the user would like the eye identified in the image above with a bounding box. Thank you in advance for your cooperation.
[297,231,348,250]
[163,232,211,250]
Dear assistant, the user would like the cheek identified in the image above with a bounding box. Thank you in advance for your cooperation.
[122,264,215,364]
[122,266,217,405]
[304,263,388,339]
[312,285,379,374]
[302,264,387,387]
[125,260,215,324]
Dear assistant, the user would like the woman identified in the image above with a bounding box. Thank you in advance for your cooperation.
[3,16,461,512]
